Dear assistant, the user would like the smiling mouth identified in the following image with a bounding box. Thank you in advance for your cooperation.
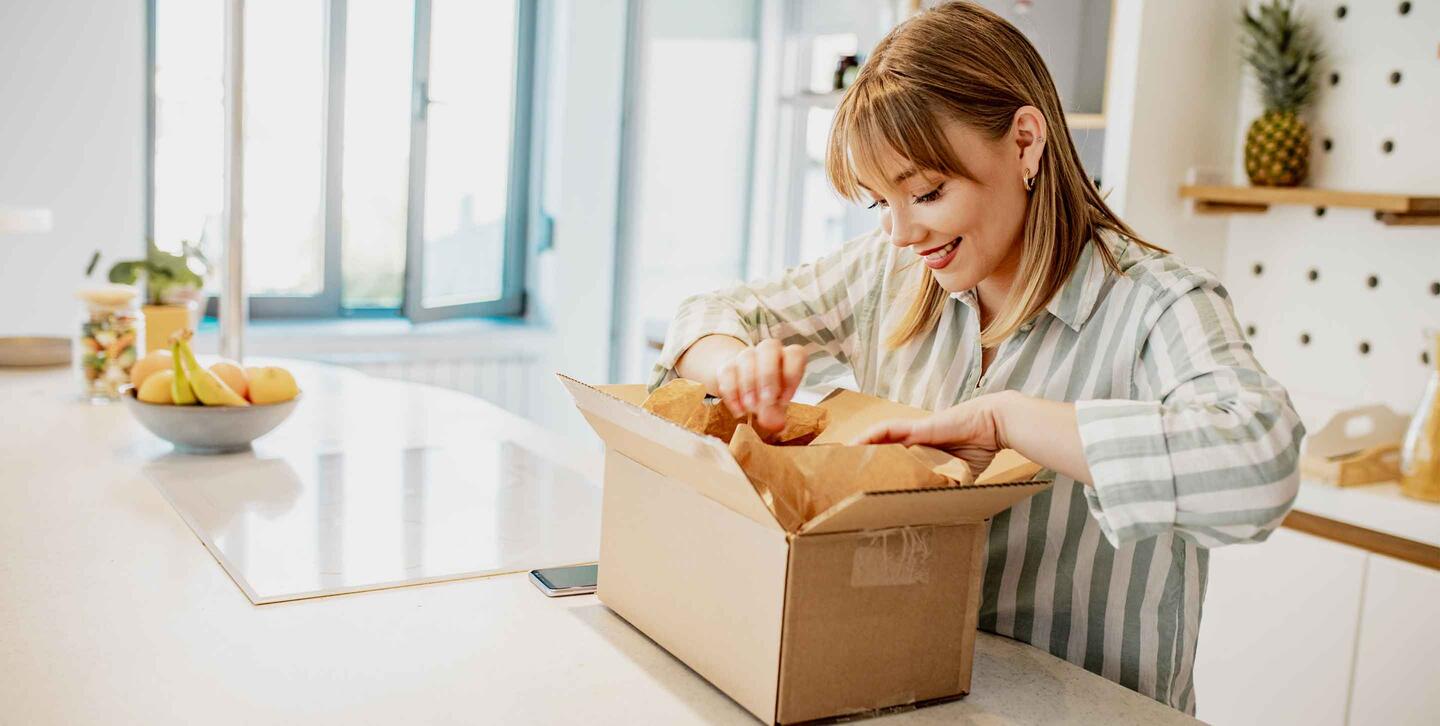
[919,237,962,262]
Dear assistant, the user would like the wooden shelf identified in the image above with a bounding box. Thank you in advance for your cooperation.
[1066,113,1106,130]
[1179,184,1440,226]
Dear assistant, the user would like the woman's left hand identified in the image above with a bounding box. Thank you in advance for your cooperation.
[853,391,1017,478]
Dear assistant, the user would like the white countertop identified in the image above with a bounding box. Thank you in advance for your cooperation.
[1295,478,1440,549]
[0,362,1197,725]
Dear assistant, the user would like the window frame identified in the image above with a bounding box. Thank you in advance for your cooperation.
[145,0,537,321]
[403,0,535,322]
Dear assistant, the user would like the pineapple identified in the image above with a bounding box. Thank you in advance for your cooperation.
[1240,0,1322,187]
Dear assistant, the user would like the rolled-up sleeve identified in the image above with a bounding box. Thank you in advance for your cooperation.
[649,230,886,391]
[1075,277,1305,548]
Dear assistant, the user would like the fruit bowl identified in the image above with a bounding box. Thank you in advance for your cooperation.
[122,387,300,453]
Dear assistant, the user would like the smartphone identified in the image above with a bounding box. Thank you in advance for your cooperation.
[529,563,598,597]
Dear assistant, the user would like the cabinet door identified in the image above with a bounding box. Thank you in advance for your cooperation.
[1193,528,1367,726]
[1348,554,1440,725]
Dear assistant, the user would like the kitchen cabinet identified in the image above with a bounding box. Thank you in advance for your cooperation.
[1347,554,1440,725]
[1193,528,1367,726]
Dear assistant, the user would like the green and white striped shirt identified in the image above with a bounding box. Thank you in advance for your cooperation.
[650,228,1305,714]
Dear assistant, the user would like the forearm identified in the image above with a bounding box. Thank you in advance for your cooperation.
[994,392,1093,486]
[673,334,748,395]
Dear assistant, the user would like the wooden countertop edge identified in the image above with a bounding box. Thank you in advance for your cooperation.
[1282,509,1440,571]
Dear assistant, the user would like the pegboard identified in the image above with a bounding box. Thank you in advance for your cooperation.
[1218,0,1440,431]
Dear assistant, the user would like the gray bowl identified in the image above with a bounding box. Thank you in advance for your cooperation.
[122,387,300,453]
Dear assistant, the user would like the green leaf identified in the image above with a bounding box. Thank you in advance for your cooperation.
[108,261,142,285]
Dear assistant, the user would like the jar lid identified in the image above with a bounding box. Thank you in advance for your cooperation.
[76,284,140,310]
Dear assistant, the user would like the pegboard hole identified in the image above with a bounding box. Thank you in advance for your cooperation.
[1424,350,1432,367]
[1367,274,1380,288]
[1300,332,1312,345]
[1329,71,1341,86]
[1322,137,1334,152]
[1245,324,1257,337]
[1399,1,1412,15]
[1382,139,1395,154]
[1336,5,1347,19]
[1390,70,1403,86]
[1430,281,1439,296]
[1252,262,1264,277]
[1314,206,1327,217]
[1359,341,1372,355]
[1307,268,1320,282]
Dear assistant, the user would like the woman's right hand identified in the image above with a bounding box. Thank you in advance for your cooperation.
[715,338,807,433]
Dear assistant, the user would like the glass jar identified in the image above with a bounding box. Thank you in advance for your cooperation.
[1400,331,1440,502]
[75,285,144,402]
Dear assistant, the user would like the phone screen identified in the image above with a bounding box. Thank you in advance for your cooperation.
[534,564,598,591]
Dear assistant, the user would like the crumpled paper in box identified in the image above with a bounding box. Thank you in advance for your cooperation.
[728,424,976,532]
[642,379,978,532]
[642,378,830,445]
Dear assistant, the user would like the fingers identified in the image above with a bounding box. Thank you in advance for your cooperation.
[754,339,781,407]
[735,348,758,412]
[854,419,917,446]
[713,340,809,432]
[853,415,948,447]
[753,340,785,431]
[780,344,806,402]
[716,359,742,416]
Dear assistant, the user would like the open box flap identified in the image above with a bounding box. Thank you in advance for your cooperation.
[557,375,783,532]
[799,479,1053,535]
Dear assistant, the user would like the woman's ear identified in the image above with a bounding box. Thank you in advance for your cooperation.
[1012,106,1048,191]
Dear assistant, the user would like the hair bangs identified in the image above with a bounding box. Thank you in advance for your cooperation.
[826,79,974,203]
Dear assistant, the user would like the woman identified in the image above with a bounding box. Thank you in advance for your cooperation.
[650,1,1304,715]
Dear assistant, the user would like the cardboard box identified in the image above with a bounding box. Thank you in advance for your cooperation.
[559,376,1051,724]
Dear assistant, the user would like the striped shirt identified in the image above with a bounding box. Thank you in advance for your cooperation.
[649,227,1305,714]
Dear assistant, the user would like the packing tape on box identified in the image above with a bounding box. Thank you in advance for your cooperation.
[850,526,933,588]
[839,694,921,722]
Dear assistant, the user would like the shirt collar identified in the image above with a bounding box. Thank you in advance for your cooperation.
[947,232,1121,332]
[1044,236,1113,332]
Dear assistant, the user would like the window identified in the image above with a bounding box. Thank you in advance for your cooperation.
[147,0,537,320]
[748,2,892,278]
[613,0,762,380]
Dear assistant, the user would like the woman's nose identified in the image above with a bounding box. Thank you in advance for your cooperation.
[887,208,924,249]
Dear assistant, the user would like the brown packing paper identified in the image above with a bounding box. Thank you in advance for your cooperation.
[767,402,830,446]
[641,378,830,445]
[640,379,742,440]
[728,424,977,533]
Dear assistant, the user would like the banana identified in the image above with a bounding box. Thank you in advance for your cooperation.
[174,331,249,406]
[170,339,198,405]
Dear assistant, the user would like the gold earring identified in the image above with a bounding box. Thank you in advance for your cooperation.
[1023,169,1036,192]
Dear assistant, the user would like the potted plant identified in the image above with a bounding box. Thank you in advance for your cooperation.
[100,240,210,355]
[1240,0,1322,187]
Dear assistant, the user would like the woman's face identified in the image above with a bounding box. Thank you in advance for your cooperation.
[860,114,1044,294]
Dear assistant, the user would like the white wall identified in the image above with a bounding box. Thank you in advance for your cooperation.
[1216,0,1440,431]
[527,0,630,438]
[611,0,759,383]
[0,0,146,337]
[1102,0,1243,275]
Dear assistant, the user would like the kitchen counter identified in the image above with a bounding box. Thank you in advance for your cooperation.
[0,362,1197,725]
[1293,479,1440,550]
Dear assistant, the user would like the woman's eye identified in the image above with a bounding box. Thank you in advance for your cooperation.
[914,184,945,204]
[867,199,889,210]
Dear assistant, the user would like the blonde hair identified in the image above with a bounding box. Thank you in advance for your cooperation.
[826,1,1163,349]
